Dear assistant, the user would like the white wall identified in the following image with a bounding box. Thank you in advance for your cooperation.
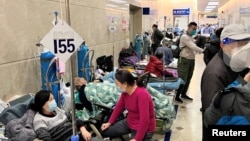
[0,0,133,100]
[218,0,250,29]
[141,0,196,32]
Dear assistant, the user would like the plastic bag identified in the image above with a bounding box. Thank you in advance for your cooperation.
[59,79,71,113]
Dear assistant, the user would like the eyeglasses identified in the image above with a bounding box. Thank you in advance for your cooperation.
[222,38,250,44]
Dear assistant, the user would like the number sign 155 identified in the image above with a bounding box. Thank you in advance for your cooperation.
[54,39,75,54]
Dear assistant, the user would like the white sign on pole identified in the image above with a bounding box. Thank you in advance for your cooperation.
[40,21,84,63]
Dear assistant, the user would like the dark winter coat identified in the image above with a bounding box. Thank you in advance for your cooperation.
[151,29,164,46]
[201,50,239,110]
[203,37,220,65]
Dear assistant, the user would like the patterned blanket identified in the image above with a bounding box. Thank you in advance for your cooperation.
[77,82,176,132]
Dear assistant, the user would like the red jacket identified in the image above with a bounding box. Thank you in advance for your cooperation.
[144,55,164,77]
[145,55,173,78]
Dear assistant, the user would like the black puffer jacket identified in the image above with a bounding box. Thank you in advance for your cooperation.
[203,37,220,65]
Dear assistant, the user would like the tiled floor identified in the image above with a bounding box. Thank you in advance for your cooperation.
[153,54,205,141]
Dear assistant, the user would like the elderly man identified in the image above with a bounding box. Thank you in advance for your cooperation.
[201,24,250,141]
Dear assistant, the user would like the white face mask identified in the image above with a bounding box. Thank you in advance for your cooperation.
[230,43,250,72]
[171,45,177,50]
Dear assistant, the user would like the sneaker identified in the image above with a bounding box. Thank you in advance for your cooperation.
[175,98,183,103]
[181,95,193,100]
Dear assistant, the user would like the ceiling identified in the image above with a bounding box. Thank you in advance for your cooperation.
[197,0,229,13]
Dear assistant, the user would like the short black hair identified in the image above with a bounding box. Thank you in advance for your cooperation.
[215,27,223,38]
[188,22,197,27]
[155,51,163,59]
[29,90,51,112]
[115,70,136,86]
[152,24,158,28]
[115,69,145,87]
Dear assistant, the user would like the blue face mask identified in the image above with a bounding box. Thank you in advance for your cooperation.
[190,30,196,36]
[48,100,57,112]
[117,87,126,93]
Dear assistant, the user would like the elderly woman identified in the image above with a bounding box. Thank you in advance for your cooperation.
[30,90,102,141]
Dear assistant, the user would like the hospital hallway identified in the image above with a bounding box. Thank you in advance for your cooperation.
[1,54,205,141]
[0,54,205,141]
[153,54,204,141]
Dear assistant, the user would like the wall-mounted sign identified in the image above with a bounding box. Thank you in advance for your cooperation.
[240,7,250,14]
[173,8,190,16]
[206,15,218,18]
[109,25,116,32]
[143,7,150,15]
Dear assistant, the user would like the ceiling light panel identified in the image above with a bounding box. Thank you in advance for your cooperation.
[206,6,216,9]
[205,8,213,11]
[208,2,219,6]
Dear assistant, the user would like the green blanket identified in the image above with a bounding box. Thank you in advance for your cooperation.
[76,82,176,132]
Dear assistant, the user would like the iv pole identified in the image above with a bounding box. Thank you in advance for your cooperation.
[112,18,115,71]
[162,16,167,94]
[65,0,77,136]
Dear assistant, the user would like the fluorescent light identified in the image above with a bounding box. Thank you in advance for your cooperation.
[205,9,213,11]
[206,6,217,9]
[208,2,219,6]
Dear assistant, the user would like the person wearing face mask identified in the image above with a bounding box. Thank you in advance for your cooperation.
[175,22,204,103]
[30,90,101,141]
[203,43,250,140]
[101,70,156,141]
[200,24,250,141]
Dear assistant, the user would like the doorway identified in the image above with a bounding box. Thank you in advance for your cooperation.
[129,5,142,45]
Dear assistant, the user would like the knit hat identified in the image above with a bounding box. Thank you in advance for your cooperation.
[34,90,51,111]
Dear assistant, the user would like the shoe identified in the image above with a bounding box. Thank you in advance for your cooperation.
[181,95,193,100]
[175,98,183,103]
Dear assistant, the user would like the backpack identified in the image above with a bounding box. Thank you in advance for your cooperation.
[172,34,182,58]
[119,47,135,58]
[204,84,250,127]
[96,55,113,72]
[118,47,138,67]
[119,56,139,67]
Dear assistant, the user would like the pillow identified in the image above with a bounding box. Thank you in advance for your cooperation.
[0,96,34,125]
